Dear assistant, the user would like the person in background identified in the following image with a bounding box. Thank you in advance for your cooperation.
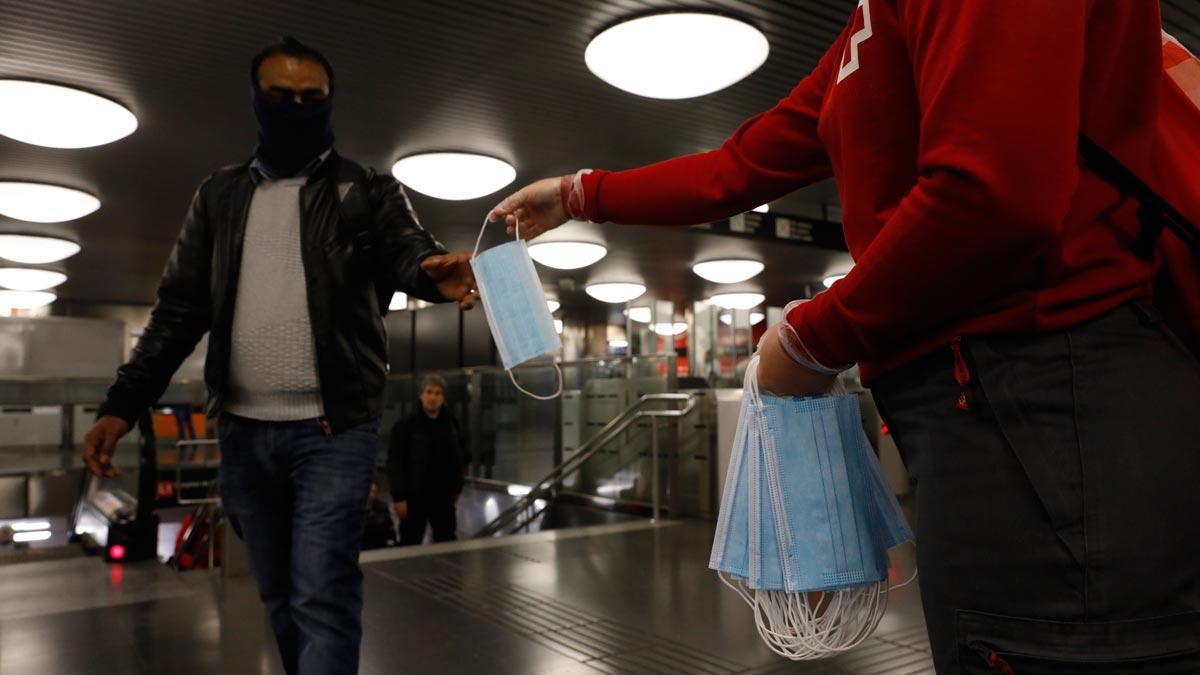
[81,36,478,675]
[489,3,1200,671]
[388,375,466,545]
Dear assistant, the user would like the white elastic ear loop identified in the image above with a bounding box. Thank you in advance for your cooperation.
[474,214,563,401]
[507,364,563,401]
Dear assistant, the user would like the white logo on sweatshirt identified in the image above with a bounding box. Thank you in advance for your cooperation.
[837,0,873,84]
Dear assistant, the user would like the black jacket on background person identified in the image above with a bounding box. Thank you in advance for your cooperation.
[97,153,448,433]
[387,408,465,505]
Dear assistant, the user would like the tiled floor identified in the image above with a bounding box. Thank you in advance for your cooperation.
[0,520,930,674]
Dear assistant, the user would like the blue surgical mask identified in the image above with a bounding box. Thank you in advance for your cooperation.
[709,356,915,659]
[471,217,562,399]
[710,357,912,592]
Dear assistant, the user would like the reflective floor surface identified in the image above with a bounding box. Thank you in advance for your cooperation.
[0,520,930,674]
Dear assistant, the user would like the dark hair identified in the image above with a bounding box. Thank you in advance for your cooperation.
[250,35,335,92]
[420,375,448,393]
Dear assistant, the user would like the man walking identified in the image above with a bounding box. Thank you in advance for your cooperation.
[82,37,477,675]
[388,375,467,545]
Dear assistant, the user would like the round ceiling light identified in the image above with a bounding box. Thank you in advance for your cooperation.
[709,292,765,310]
[626,306,652,323]
[546,299,561,313]
[0,268,66,291]
[528,241,607,270]
[586,282,646,304]
[0,290,56,310]
[823,274,848,288]
[391,152,516,201]
[0,80,137,149]
[753,204,769,213]
[651,322,689,337]
[585,13,769,99]
[692,259,764,284]
[720,311,765,326]
[0,182,100,223]
[388,291,408,311]
[0,235,81,264]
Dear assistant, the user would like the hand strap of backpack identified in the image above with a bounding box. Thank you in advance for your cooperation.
[1077,133,1200,259]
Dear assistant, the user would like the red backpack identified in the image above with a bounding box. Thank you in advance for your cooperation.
[1079,32,1200,356]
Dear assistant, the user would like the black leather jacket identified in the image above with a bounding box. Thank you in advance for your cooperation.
[98,153,448,433]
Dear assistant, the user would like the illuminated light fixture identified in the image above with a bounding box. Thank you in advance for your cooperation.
[626,307,651,323]
[546,299,560,313]
[0,234,81,264]
[753,204,769,213]
[554,319,564,335]
[692,259,764,284]
[507,484,532,497]
[0,80,137,148]
[0,182,101,223]
[824,273,848,288]
[709,292,765,310]
[0,268,66,291]
[10,520,52,532]
[108,544,127,560]
[585,13,770,99]
[0,290,56,310]
[585,282,645,304]
[14,530,52,543]
[651,322,689,337]
[391,152,515,201]
[528,241,607,270]
[608,339,629,349]
[720,311,765,326]
[388,291,408,311]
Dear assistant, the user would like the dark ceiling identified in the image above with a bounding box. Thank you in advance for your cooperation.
[0,1,1197,312]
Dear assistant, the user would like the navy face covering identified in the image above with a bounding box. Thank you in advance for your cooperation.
[251,86,334,178]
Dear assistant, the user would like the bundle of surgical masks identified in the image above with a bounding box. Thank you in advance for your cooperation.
[710,355,914,660]
[471,215,563,400]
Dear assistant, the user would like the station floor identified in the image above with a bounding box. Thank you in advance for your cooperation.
[0,519,930,675]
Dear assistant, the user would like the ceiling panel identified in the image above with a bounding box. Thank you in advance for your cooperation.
[0,1,1193,310]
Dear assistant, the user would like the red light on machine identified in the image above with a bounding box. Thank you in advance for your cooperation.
[109,544,127,561]
[880,422,889,435]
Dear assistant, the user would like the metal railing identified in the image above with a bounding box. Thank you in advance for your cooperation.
[475,392,696,537]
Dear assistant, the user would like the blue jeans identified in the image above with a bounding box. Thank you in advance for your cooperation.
[218,414,381,675]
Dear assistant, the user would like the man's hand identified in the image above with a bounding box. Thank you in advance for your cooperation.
[487,177,569,241]
[393,500,408,519]
[420,253,477,310]
[83,416,131,478]
[756,322,837,397]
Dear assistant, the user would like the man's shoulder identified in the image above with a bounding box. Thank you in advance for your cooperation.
[198,161,253,195]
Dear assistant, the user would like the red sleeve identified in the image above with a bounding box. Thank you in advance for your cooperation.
[579,36,844,225]
[789,0,1089,366]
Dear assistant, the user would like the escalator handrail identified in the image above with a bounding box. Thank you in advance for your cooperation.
[475,393,697,537]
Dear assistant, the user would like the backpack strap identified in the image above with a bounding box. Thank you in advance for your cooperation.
[1078,133,1200,259]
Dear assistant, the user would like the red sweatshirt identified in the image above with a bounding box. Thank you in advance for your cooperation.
[576,1,1164,381]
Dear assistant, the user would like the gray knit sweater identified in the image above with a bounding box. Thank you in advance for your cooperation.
[223,177,325,420]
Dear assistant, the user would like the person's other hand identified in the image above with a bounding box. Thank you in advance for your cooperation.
[83,416,130,477]
[393,500,408,519]
[421,252,478,310]
[756,322,836,397]
[487,177,569,241]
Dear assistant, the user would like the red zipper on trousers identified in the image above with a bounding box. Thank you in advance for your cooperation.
[986,650,1015,675]
[951,336,970,411]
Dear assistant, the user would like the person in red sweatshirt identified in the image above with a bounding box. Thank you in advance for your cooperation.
[490,2,1200,672]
